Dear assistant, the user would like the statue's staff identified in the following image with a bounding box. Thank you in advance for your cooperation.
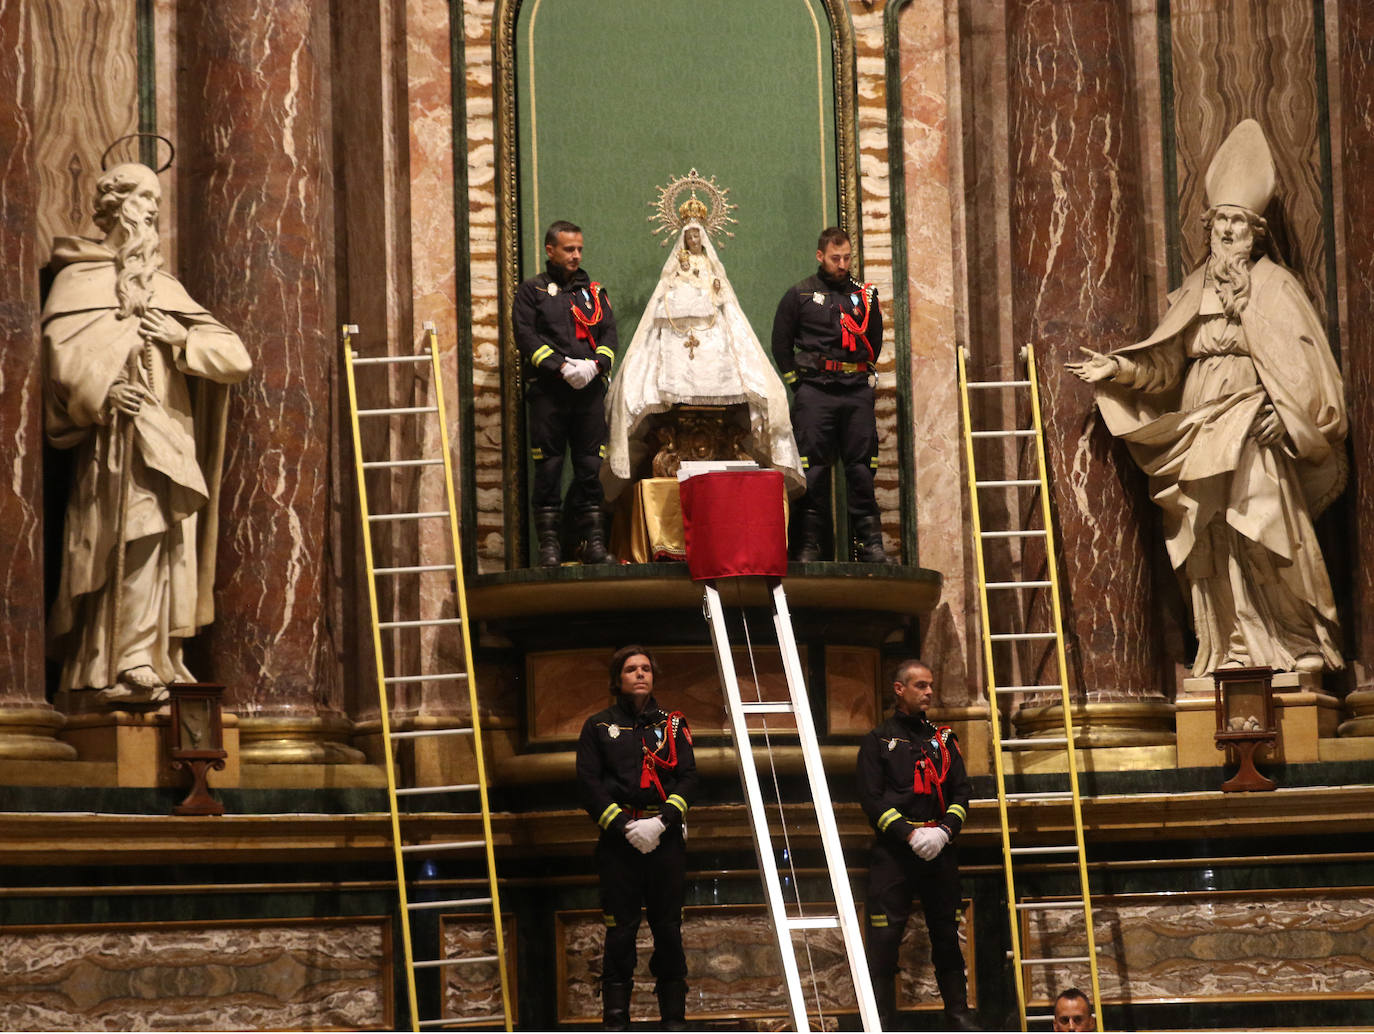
[106,341,152,690]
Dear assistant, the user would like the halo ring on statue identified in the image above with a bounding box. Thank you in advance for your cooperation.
[100,133,175,174]
[649,168,737,246]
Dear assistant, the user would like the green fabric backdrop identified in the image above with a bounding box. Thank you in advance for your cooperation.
[516,0,838,345]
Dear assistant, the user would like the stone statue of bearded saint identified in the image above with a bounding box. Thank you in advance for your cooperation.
[602,218,803,500]
[43,162,252,707]
[1068,120,1346,676]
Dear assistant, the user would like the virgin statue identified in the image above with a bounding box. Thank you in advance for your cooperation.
[602,171,803,500]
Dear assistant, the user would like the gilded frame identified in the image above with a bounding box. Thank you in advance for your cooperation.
[491,0,861,567]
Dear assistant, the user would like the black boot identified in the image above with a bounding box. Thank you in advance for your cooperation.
[852,514,896,564]
[579,508,612,564]
[602,979,632,1031]
[936,968,980,1032]
[872,973,899,1031]
[535,507,562,568]
[656,977,688,1031]
[793,506,827,562]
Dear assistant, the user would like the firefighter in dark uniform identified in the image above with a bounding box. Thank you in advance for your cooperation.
[513,220,619,566]
[576,645,697,1031]
[857,659,979,1031]
[771,226,892,563]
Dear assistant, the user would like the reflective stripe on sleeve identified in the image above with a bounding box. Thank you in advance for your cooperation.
[531,344,554,366]
[948,803,968,823]
[598,803,622,830]
[877,807,903,833]
[665,794,688,817]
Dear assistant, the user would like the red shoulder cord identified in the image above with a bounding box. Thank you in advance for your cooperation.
[640,711,691,801]
[572,282,604,345]
[912,726,954,814]
[838,284,874,361]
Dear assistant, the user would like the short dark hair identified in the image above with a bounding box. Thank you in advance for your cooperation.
[609,645,659,694]
[1055,987,1092,1010]
[817,226,850,251]
[545,220,582,246]
[894,658,933,686]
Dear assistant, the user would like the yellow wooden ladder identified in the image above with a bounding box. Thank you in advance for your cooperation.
[343,322,512,1032]
[956,343,1103,1031]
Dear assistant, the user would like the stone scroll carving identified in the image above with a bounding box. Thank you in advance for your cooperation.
[43,162,252,708]
[1068,120,1346,676]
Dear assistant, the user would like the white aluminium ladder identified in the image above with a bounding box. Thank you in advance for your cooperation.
[342,322,512,1032]
[702,577,882,1032]
[956,343,1103,1031]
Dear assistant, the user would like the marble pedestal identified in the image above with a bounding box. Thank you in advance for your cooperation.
[1175,672,1340,768]
[60,711,241,789]
[1012,699,1176,748]
[0,707,77,761]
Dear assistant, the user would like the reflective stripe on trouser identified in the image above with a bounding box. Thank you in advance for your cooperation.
[527,385,607,511]
[789,381,878,520]
[596,826,688,984]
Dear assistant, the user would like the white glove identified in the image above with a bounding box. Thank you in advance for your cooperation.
[561,357,598,389]
[624,816,666,854]
[909,825,950,861]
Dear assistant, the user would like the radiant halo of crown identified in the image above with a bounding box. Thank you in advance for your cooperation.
[648,168,737,246]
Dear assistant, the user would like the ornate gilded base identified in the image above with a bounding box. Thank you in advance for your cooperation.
[237,715,366,765]
[0,707,78,761]
[1012,699,1176,748]
[649,405,749,478]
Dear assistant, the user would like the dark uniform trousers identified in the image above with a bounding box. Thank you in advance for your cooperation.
[597,825,688,985]
[528,381,607,512]
[792,379,878,519]
[866,836,964,988]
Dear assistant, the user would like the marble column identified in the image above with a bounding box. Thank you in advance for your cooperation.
[1338,0,1374,737]
[178,0,360,763]
[0,0,76,761]
[1005,0,1170,743]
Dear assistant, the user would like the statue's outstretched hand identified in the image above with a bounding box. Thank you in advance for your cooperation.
[106,380,148,418]
[1251,402,1285,446]
[139,309,189,350]
[1066,347,1118,384]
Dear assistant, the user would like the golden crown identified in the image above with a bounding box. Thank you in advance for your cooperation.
[649,169,736,246]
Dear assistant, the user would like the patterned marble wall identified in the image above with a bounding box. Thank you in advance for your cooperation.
[1023,888,1374,1005]
[557,901,974,1023]
[1167,0,1334,322]
[28,0,139,254]
[0,917,391,1030]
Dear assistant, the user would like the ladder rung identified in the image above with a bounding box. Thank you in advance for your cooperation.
[986,580,1052,589]
[994,683,1062,694]
[407,897,493,911]
[1016,900,1089,911]
[1004,791,1074,802]
[418,1015,507,1029]
[740,702,795,715]
[368,510,448,521]
[362,458,445,469]
[357,405,440,415]
[970,428,1037,437]
[375,563,456,575]
[379,618,463,629]
[989,632,1058,641]
[413,954,500,968]
[351,353,433,366]
[967,379,1031,388]
[395,783,481,796]
[975,478,1041,487]
[784,915,840,930]
[1026,1016,1057,1024]
[980,529,1047,538]
[384,672,467,684]
[390,727,474,740]
[1019,954,1095,965]
[1009,845,1081,856]
[1001,736,1069,747]
[401,840,486,854]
